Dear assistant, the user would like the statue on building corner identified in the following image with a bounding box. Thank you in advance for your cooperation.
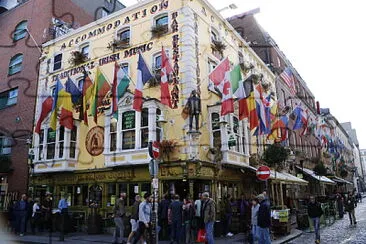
[184,90,201,132]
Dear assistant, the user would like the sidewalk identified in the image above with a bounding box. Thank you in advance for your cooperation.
[3,229,303,244]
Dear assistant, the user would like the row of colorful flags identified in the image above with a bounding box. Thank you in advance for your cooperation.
[35,47,174,133]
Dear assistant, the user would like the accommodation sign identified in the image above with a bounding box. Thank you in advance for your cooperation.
[60,0,169,50]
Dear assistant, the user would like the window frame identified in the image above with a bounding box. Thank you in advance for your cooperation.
[13,20,28,41]
[80,43,90,58]
[117,28,131,45]
[0,88,18,110]
[8,53,23,75]
[52,53,63,72]
[0,135,12,155]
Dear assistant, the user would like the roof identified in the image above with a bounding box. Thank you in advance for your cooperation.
[328,176,353,185]
[296,166,336,185]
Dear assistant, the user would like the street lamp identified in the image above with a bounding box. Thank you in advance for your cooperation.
[218,3,238,13]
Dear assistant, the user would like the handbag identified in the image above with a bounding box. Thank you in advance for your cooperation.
[196,228,206,243]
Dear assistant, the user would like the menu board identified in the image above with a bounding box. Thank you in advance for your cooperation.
[122,111,135,130]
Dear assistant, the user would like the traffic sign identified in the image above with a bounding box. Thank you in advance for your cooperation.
[256,165,271,181]
[148,141,160,159]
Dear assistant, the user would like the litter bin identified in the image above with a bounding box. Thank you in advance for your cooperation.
[214,220,222,237]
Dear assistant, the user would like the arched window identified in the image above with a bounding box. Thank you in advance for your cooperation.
[117,28,130,45]
[8,54,23,75]
[13,21,28,41]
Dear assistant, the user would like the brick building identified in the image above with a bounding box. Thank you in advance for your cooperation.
[0,0,124,208]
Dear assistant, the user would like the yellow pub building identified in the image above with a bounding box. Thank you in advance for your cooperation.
[31,0,282,221]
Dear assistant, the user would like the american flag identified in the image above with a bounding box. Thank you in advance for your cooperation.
[280,67,296,95]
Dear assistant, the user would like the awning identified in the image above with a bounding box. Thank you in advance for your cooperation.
[270,171,308,185]
[296,166,336,185]
[328,176,353,185]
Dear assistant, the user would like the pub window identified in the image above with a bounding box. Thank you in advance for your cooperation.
[140,108,149,148]
[211,113,221,148]
[141,183,151,196]
[110,121,117,152]
[38,129,44,160]
[69,126,77,158]
[0,134,12,155]
[13,20,28,41]
[156,108,162,142]
[0,88,18,110]
[121,111,136,150]
[107,183,116,206]
[80,44,89,58]
[74,185,88,206]
[53,54,62,71]
[46,128,56,159]
[117,28,130,45]
[8,54,23,75]
[229,116,241,152]
[58,126,65,158]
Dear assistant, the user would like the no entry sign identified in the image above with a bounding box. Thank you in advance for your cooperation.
[257,165,271,181]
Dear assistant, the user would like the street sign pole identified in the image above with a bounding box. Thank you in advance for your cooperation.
[148,141,159,244]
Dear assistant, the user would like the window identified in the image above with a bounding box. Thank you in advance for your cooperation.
[69,126,77,158]
[211,30,218,42]
[0,135,12,155]
[281,89,287,106]
[13,21,27,41]
[38,129,44,160]
[117,28,130,44]
[8,54,23,75]
[77,78,84,91]
[155,15,168,27]
[211,113,221,148]
[208,59,217,73]
[156,108,162,142]
[153,54,162,70]
[101,8,109,18]
[0,88,18,110]
[120,63,129,75]
[80,45,89,58]
[46,128,56,159]
[110,121,117,152]
[228,115,246,154]
[53,54,62,71]
[121,111,136,150]
[238,51,244,64]
[58,126,65,158]
[141,108,149,148]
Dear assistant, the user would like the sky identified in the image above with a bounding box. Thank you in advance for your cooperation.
[120,0,366,148]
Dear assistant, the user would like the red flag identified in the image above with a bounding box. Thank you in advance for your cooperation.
[82,73,93,126]
[35,96,53,133]
[160,47,173,108]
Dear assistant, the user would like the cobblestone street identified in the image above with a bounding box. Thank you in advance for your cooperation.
[289,200,366,244]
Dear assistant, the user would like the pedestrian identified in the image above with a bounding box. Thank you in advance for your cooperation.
[14,194,28,236]
[26,197,34,234]
[201,192,216,244]
[223,194,234,237]
[194,193,204,239]
[336,193,344,218]
[41,192,52,231]
[113,192,127,244]
[249,198,259,244]
[257,194,271,244]
[238,194,249,234]
[58,193,68,241]
[133,193,152,244]
[357,192,362,203]
[183,198,195,244]
[127,195,141,244]
[31,198,41,234]
[307,196,323,244]
[169,194,183,244]
[345,192,357,225]
[158,194,171,240]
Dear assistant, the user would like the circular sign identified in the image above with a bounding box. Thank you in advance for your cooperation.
[152,141,160,159]
[86,126,104,156]
[256,165,271,181]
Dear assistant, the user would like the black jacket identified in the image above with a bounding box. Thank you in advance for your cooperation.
[307,202,323,218]
[345,196,357,211]
[257,201,271,228]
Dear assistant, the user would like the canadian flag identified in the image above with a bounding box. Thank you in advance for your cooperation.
[160,47,173,108]
[208,57,234,115]
[35,82,53,134]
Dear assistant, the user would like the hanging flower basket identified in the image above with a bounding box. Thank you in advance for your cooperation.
[68,51,88,66]
[107,39,130,52]
[159,140,178,161]
[148,68,161,88]
[151,24,169,38]
[313,162,327,176]
[240,62,254,74]
[211,40,226,55]
[340,169,348,178]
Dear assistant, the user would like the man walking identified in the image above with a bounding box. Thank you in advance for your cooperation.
[127,195,141,244]
[257,194,271,244]
[307,196,323,244]
[113,192,127,244]
[158,194,171,240]
[58,193,69,241]
[250,198,259,244]
[223,194,234,237]
[169,194,183,244]
[345,192,357,225]
[201,192,215,244]
[14,194,28,236]
[133,193,152,244]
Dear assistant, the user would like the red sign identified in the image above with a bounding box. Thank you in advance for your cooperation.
[152,141,160,159]
[256,166,271,181]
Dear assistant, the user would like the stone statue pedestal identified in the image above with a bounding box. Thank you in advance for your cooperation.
[187,131,201,160]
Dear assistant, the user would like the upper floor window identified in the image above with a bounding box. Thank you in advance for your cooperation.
[228,115,246,154]
[152,14,169,38]
[13,21,28,41]
[53,53,62,71]
[0,88,18,110]
[117,28,130,45]
[8,54,23,75]
[153,53,162,71]
[121,111,136,150]
[0,135,12,155]
[211,30,218,42]
[101,8,109,18]
[155,15,168,27]
[120,63,129,75]
[211,113,221,149]
[80,45,89,58]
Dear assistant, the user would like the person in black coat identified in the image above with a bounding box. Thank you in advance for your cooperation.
[307,196,323,244]
[345,192,357,225]
[257,194,271,244]
[14,194,28,236]
[159,194,171,240]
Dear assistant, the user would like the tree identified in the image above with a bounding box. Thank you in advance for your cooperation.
[263,143,289,169]
[313,162,327,176]
[340,169,348,178]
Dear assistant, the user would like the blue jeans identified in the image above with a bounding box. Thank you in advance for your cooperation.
[224,214,232,234]
[205,221,214,244]
[257,226,271,244]
[171,220,182,242]
[312,217,320,240]
[252,225,258,242]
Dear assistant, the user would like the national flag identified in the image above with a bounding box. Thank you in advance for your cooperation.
[35,82,53,134]
[254,84,270,135]
[65,77,82,105]
[280,67,296,95]
[292,105,308,134]
[91,67,111,123]
[112,62,130,118]
[81,71,93,125]
[268,115,289,142]
[50,78,63,130]
[57,89,74,130]
[133,52,153,112]
[208,57,234,115]
[160,47,173,108]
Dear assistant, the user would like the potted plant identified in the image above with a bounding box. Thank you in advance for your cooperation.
[240,61,254,74]
[107,39,130,52]
[151,24,169,38]
[211,40,226,57]
[68,51,88,66]
[159,139,178,161]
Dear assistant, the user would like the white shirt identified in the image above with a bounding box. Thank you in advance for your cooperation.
[195,199,202,217]
[32,203,40,217]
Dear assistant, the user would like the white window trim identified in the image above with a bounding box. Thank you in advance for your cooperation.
[115,25,131,43]
[78,41,91,59]
[119,61,131,76]
[152,11,170,29]
[50,51,64,73]
[151,49,169,70]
